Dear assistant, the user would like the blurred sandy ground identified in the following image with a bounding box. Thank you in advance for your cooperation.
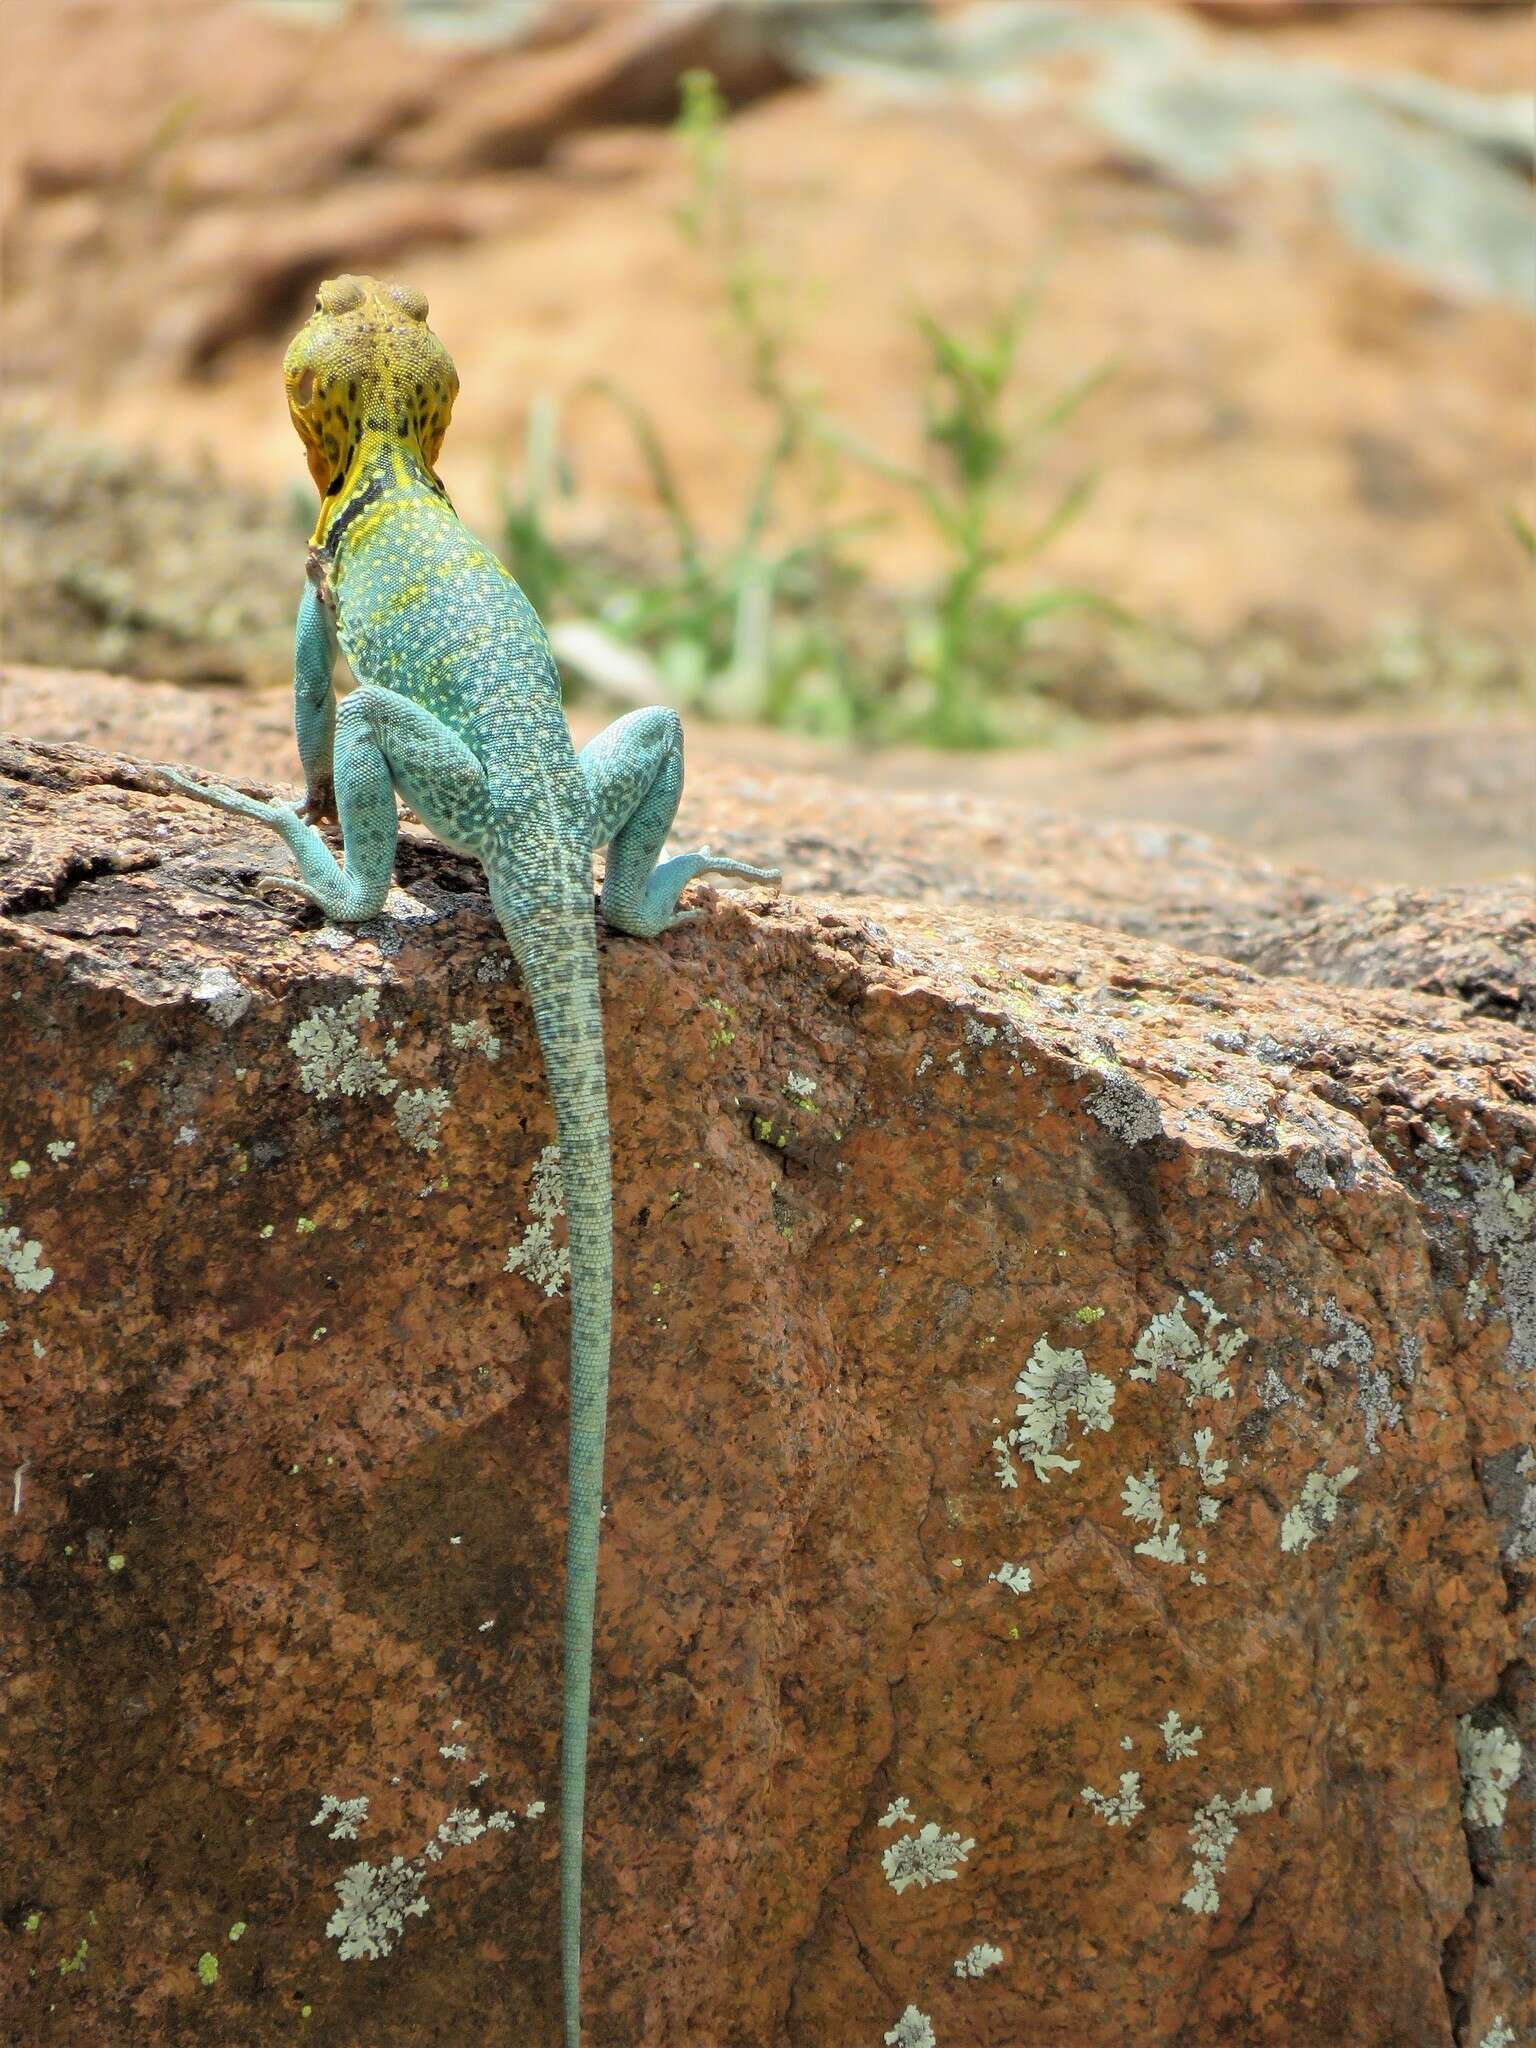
[2,0,1533,877]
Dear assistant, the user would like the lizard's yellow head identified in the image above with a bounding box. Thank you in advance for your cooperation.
[283,275,459,501]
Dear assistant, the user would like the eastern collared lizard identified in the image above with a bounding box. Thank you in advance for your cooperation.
[161,274,779,2045]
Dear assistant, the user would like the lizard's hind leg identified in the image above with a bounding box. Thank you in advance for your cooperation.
[163,685,484,923]
[578,707,780,938]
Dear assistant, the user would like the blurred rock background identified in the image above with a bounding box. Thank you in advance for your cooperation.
[2,0,1533,879]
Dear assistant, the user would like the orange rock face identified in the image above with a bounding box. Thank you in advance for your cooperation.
[0,735,1530,2046]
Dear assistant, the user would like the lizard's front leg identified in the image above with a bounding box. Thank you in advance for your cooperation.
[163,685,486,923]
[294,557,339,824]
[578,706,780,938]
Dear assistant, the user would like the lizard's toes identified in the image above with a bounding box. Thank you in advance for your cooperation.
[161,768,281,826]
[297,781,339,826]
[253,872,315,903]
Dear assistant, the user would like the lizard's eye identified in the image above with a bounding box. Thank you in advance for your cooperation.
[314,297,322,313]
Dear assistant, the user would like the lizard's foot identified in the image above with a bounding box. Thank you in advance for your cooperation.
[162,766,385,922]
[251,872,327,908]
[248,860,391,921]
[251,867,387,923]
[297,778,339,826]
[603,847,782,938]
[689,847,782,892]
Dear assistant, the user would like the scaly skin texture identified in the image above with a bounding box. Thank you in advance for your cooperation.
[160,274,779,2046]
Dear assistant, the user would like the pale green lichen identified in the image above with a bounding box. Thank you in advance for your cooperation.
[227,1922,247,1942]
[884,2009,936,2048]
[881,1820,976,1893]
[449,1019,501,1062]
[1,1225,53,1295]
[1136,1524,1187,1567]
[1477,2017,1516,2048]
[994,1337,1116,1486]
[1191,1427,1228,1488]
[196,1952,219,1986]
[46,1140,75,1162]
[952,1941,1004,1979]
[1182,1787,1273,1914]
[1131,1295,1246,1405]
[1315,1297,1400,1454]
[1456,1717,1521,1831]
[504,1146,570,1297]
[1087,1067,1162,1145]
[289,989,398,1099]
[58,1938,88,1975]
[988,1562,1033,1596]
[1466,1161,1536,1378]
[878,1796,915,1828]
[325,1857,427,1961]
[10,1159,30,1179]
[394,1087,451,1155]
[107,1552,126,1572]
[1280,1465,1359,1552]
[1121,1468,1164,1528]
[1160,1710,1203,1761]
[311,1795,368,1842]
[193,966,253,1025]
[1498,1446,1536,1564]
[1123,1464,1207,1575]
[433,1808,486,1850]
[1082,1771,1143,1828]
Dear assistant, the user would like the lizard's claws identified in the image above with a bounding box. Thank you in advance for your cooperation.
[253,873,320,906]
[298,780,339,826]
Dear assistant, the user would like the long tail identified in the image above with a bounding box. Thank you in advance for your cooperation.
[494,887,612,2048]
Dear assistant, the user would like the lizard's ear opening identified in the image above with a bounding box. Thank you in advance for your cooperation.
[284,358,333,497]
[421,361,459,472]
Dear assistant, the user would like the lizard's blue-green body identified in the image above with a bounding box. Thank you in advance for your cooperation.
[161,275,778,2046]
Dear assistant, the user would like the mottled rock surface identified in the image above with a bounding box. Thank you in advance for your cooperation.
[1,734,1531,2047]
[5,693,1530,1017]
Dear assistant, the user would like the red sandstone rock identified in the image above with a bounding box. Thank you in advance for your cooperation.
[0,734,1530,2046]
[4,683,1531,1025]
